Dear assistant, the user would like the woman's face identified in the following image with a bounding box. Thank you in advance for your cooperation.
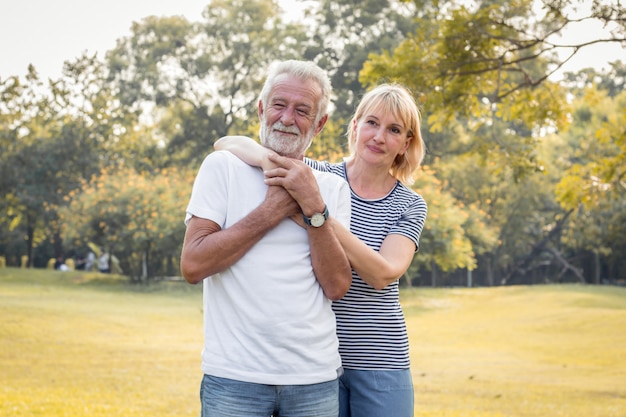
[353,109,411,168]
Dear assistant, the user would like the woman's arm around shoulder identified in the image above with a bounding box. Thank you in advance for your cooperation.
[214,135,277,171]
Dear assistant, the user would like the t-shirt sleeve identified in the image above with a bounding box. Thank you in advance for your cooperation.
[185,151,230,226]
[313,170,351,230]
[335,180,351,230]
[392,194,427,252]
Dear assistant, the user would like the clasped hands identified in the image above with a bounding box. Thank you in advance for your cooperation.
[262,152,323,228]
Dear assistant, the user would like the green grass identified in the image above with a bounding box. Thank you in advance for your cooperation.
[1,268,625,417]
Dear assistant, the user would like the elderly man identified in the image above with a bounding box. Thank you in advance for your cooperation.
[180,60,351,417]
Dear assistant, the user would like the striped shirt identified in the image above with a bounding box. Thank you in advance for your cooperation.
[305,159,428,370]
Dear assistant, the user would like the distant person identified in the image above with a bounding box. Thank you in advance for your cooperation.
[99,251,110,273]
[54,256,64,270]
[54,255,70,272]
[84,250,96,271]
[216,83,428,417]
[74,253,86,270]
[180,60,352,417]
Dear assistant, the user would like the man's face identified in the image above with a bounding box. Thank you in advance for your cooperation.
[259,74,322,159]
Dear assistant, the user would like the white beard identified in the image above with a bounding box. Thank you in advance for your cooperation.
[259,116,315,158]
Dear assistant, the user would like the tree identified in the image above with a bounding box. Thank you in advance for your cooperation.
[0,66,99,266]
[565,61,626,98]
[556,78,626,283]
[356,0,625,284]
[409,166,497,286]
[362,0,576,177]
[0,52,151,267]
[3,0,623,285]
[106,0,309,167]
[361,0,624,173]
[59,166,194,281]
[299,0,418,121]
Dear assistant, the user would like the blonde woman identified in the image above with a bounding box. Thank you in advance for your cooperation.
[215,83,427,417]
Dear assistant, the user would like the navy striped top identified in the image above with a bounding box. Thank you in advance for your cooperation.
[305,159,428,370]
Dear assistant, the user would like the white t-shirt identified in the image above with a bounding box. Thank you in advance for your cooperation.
[185,151,351,385]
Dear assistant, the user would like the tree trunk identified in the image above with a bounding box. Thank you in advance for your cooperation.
[486,256,494,286]
[546,247,586,283]
[26,222,34,268]
[142,251,148,281]
[500,210,573,285]
[594,250,601,284]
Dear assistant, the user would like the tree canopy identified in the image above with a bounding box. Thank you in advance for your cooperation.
[1,0,624,284]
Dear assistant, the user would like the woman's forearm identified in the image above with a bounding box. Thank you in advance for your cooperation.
[214,135,273,169]
[331,218,415,290]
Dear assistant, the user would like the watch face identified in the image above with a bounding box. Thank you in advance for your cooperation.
[311,213,325,227]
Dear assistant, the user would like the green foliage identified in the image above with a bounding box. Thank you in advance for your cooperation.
[307,116,350,162]
[2,0,625,284]
[0,53,153,267]
[59,166,195,280]
[556,88,626,211]
[356,0,625,282]
[411,167,495,273]
[360,0,571,179]
[300,0,416,119]
[555,84,626,278]
[107,0,309,167]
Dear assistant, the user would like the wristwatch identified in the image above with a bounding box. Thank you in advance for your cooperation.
[303,205,329,228]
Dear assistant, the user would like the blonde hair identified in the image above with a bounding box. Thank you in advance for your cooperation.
[347,83,425,185]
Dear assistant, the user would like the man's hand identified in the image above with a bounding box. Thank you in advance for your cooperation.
[264,184,301,219]
[263,154,352,300]
[263,153,325,216]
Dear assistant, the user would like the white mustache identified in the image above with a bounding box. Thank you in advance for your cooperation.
[272,122,300,135]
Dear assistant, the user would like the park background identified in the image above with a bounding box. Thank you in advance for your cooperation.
[1,0,624,286]
[1,1,625,415]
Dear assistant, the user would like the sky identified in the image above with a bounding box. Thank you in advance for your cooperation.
[0,0,624,82]
[0,0,207,80]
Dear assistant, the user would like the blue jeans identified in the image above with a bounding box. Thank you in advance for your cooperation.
[200,374,339,417]
[338,369,414,417]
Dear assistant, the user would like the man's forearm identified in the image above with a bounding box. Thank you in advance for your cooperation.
[307,224,352,300]
[181,219,271,284]
[181,201,288,284]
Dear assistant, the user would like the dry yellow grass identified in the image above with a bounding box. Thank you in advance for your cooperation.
[405,285,626,417]
[1,268,625,416]
[0,269,203,417]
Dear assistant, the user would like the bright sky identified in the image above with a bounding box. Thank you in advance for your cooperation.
[0,0,207,80]
[0,0,624,81]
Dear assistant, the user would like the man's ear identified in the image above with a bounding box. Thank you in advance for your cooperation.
[258,100,264,119]
[313,114,329,136]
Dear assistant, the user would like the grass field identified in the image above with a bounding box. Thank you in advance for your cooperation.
[1,268,624,417]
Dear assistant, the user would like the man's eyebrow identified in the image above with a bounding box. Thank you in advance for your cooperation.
[271,97,314,110]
